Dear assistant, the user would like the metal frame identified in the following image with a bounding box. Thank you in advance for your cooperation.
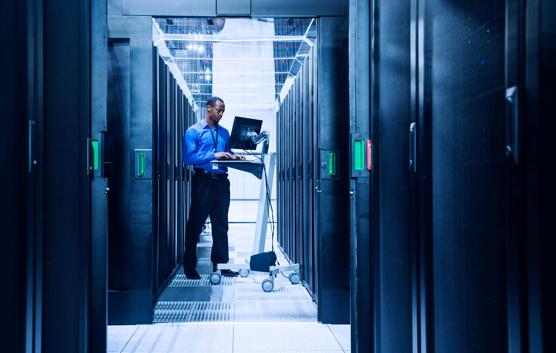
[121,0,346,17]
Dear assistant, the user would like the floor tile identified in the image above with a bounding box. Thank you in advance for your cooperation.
[122,323,233,353]
[233,300,317,322]
[233,322,342,351]
[328,324,351,351]
[108,325,140,353]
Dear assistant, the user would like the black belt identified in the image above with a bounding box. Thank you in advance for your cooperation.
[194,168,228,179]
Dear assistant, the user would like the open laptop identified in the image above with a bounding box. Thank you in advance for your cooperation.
[227,116,264,161]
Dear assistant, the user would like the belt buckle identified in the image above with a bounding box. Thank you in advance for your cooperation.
[210,172,218,179]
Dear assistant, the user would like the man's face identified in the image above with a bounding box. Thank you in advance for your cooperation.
[208,100,225,124]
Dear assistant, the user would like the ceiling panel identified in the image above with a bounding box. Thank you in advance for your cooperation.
[153,17,316,110]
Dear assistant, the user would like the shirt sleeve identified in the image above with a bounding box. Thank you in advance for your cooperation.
[183,128,215,165]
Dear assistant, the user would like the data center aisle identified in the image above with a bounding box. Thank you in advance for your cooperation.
[108,223,350,352]
[154,223,316,323]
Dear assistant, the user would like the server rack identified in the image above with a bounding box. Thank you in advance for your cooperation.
[153,51,197,297]
[277,17,350,323]
[154,53,168,293]
[349,0,556,352]
[106,30,196,323]
[418,1,513,351]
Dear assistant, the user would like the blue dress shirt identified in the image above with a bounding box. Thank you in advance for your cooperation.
[183,120,232,174]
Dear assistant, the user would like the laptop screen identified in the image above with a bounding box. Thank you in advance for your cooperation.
[228,116,263,150]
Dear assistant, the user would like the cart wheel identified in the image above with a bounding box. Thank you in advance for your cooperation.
[288,272,301,285]
[210,272,222,285]
[261,277,274,292]
[239,269,250,278]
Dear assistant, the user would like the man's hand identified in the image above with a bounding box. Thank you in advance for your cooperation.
[214,152,246,160]
[214,152,233,160]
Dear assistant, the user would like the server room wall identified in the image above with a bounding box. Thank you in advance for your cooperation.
[277,17,350,324]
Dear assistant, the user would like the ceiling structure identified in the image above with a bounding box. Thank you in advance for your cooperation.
[153,17,317,114]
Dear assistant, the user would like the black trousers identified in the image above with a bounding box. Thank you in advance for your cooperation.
[183,171,230,272]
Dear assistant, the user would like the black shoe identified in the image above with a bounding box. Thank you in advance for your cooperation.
[220,269,239,277]
[185,269,201,280]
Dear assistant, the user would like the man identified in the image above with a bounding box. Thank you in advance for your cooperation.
[183,96,244,279]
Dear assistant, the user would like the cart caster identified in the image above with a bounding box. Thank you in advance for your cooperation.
[288,271,301,285]
[261,277,274,292]
[239,269,250,278]
[210,272,222,285]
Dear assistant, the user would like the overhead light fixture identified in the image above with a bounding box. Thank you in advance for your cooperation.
[205,74,212,81]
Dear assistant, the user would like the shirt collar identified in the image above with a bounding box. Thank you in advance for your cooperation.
[200,119,218,129]
[200,119,209,129]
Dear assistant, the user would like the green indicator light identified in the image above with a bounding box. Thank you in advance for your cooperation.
[327,151,337,176]
[91,140,99,171]
[354,140,365,171]
[138,152,145,177]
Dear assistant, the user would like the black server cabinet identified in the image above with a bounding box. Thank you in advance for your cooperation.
[418,0,513,351]
[106,15,157,325]
[153,51,196,297]
[349,0,554,352]
[287,94,293,258]
[2,2,35,352]
[107,39,195,324]
[315,17,350,324]
[166,74,175,274]
[154,54,169,292]
[365,0,415,352]
[277,17,349,323]
[294,81,302,264]
[301,53,314,292]
[107,39,138,323]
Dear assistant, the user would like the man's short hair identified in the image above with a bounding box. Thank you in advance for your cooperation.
[207,96,224,107]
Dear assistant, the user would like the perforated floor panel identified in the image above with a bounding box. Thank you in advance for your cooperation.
[154,301,233,322]
[153,224,317,323]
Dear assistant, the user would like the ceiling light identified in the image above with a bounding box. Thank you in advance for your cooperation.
[205,74,212,81]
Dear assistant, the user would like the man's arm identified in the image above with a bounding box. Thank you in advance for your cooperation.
[183,129,215,165]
